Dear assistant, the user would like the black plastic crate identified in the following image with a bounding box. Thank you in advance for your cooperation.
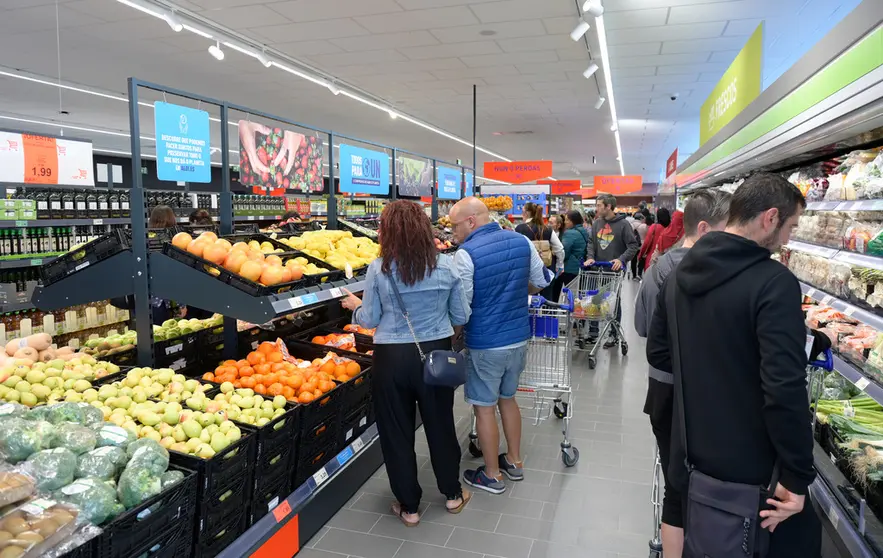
[293,328,371,360]
[234,223,260,233]
[192,507,250,558]
[255,439,294,493]
[339,401,373,448]
[58,537,96,558]
[102,519,191,558]
[197,324,225,349]
[169,423,257,502]
[288,250,346,286]
[196,473,252,539]
[250,467,291,525]
[239,326,270,352]
[282,222,314,233]
[175,223,220,237]
[294,435,338,489]
[255,403,301,462]
[154,331,198,365]
[219,232,295,254]
[162,244,309,297]
[40,229,129,286]
[301,411,338,455]
[96,464,196,558]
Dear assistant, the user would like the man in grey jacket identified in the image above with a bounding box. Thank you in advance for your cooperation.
[634,189,731,558]
[584,194,640,346]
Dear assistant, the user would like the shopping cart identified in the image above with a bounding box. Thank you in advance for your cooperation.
[646,347,835,558]
[569,262,627,370]
[467,288,580,467]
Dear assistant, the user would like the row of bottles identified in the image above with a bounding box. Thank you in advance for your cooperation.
[0,269,39,293]
[18,188,131,220]
[0,227,100,258]
[233,194,286,216]
[146,192,217,216]
[0,301,130,342]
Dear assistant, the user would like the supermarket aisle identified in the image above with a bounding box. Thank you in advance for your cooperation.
[301,280,656,558]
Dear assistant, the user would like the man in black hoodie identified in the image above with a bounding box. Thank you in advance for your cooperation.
[647,173,819,556]
[635,189,732,557]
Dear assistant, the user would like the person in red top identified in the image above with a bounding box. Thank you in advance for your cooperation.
[639,208,670,270]
[656,210,685,256]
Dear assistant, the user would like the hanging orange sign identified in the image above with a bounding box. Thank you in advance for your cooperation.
[538,179,582,195]
[593,175,643,195]
[580,188,597,198]
[483,160,553,184]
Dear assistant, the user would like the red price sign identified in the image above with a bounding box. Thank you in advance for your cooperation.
[23,134,58,185]
[271,499,292,522]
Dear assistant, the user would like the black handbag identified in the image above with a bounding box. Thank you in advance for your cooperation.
[387,275,467,388]
[666,282,775,558]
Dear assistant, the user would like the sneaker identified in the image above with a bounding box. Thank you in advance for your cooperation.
[463,466,506,495]
[498,454,524,481]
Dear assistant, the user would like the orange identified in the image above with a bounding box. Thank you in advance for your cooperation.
[320,361,336,374]
[312,359,323,367]
[237,366,253,377]
[267,352,284,364]
[236,359,249,369]
[345,362,361,376]
[298,392,315,404]
[283,386,295,400]
[254,384,267,395]
[270,362,286,372]
[318,380,335,393]
[312,336,326,345]
[246,352,265,366]
[334,364,347,377]
[240,377,255,388]
[253,374,265,385]
[223,360,237,367]
[268,383,284,396]
[258,342,277,355]
[202,373,215,381]
[286,375,303,389]
[254,363,271,375]
[336,374,351,382]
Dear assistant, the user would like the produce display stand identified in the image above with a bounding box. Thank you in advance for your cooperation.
[670,6,883,556]
[5,75,476,558]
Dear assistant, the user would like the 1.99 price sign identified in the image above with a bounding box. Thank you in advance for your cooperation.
[0,131,94,186]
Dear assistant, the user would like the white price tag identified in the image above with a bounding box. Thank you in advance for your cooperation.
[855,377,871,391]
[830,453,837,464]
[329,288,342,298]
[844,306,856,317]
[251,340,259,350]
[352,437,365,453]
[806,288,816,297]
[290,297,304,309]
[312,468,329,487]
[828,505,839,529]
[93,218,103,225]
[268,496,279,511]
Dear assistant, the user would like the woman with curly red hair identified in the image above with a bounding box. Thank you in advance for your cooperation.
[341,200,472,526]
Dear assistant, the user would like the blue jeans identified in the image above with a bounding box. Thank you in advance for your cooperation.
[464,346,527,406]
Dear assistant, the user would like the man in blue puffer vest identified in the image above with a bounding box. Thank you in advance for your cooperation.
[449,197,552,494]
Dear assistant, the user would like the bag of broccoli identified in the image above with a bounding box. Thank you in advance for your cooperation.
[0,402,28,422]
[76,447,126,481]
[117,466,162,509]
[95,424,136,449]
[51,423,98,455]
[23,447,77,491]
[0,418,52,463]
[125,439,169,475]
[160,470,185,490]
[77,403,105,428]
[55,477,121,525]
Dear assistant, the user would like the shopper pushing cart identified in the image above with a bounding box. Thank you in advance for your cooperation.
[570,262,627,369]
[467,288,580,468]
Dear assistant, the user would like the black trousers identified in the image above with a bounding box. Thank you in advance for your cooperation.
[552,271,577,303]
[372,338,462,514]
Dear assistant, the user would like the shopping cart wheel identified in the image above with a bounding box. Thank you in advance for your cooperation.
[468,440,482,458]
[588,356,596,370]
[561,446,579,467]
[649,549,662,558]
[621,341,629,356]
[553,402,568,419]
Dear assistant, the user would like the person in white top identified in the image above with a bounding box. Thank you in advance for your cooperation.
[514,202,564,298]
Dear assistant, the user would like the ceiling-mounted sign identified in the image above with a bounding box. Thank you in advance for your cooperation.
[154,102,211,183]
[483,160,553,184]
[700,23,763,145]
[437,166,462,200]
[665,148,678,179]
[593,175,643,194]
[339,144,389,195]
[0,131,95,186]
[396,155,431,198]
[539,179,581,195]
[464,172,474,197]
[238,121,324,193]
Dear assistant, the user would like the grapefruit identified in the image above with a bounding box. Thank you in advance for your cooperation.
[172,232,192,250]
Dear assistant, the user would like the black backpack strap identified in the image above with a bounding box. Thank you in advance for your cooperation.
[665,279,691,473]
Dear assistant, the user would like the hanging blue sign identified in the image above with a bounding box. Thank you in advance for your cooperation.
[154,102,211,183]
[437,166,461,200]
[339,144,390,195]
[464,172,474,197]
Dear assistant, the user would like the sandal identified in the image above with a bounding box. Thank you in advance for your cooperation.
[445,489,472,514]
[390,502,420,527]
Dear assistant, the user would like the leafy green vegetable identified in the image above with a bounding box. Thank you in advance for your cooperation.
[25,447,77,491]
[126,439,169,475]
[51,423,98,455]
[55,477,121,525]
[117,467,162,509]
[95,424,136,449]
[160,470,184,489]
[76,447,125,480]
[0,418,51,463]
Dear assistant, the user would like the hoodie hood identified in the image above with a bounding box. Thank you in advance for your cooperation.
[605,214,627,224]
[676,231,771,296]
[658,211,684,253]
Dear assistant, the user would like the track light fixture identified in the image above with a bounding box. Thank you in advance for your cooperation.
[164,11,183,32]
[610,123,618,132]
[328,82,341,96]
[583,61,599,79]
[594,96,606,109]
[582,1,604,17]
[388,109,398,120]
[570,20,590,41]
[256,49,271,68]
[208,42,225,61]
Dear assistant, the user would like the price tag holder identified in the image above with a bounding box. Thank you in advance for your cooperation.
[301,293,319,306]
[312,468,329,487]
[93,219,103,225]
[14,220,27,227]
[29,259,41,266]
[289,297,305,310]
[855,377,871,391]
[828,505,839,529]
[271,499,292,522]
[329,287,342,298]
[352,437,365,453]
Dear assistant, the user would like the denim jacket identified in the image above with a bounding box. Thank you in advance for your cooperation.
[353,255,471,344]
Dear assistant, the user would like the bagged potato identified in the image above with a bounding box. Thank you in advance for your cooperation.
[0,498,80,557]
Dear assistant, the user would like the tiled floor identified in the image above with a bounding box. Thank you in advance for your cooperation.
[300,280,657,558]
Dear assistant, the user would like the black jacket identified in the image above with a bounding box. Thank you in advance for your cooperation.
[646,231,815,496]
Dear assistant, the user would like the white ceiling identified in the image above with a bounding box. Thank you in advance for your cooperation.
[0,0,860,184]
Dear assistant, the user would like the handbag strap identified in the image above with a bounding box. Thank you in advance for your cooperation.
[665,278,781,490]
[386,273,426,362]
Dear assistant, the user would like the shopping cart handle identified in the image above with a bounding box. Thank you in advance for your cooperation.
[809,348,834,372]
[582,261,613,269]
[529,288,575,312]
